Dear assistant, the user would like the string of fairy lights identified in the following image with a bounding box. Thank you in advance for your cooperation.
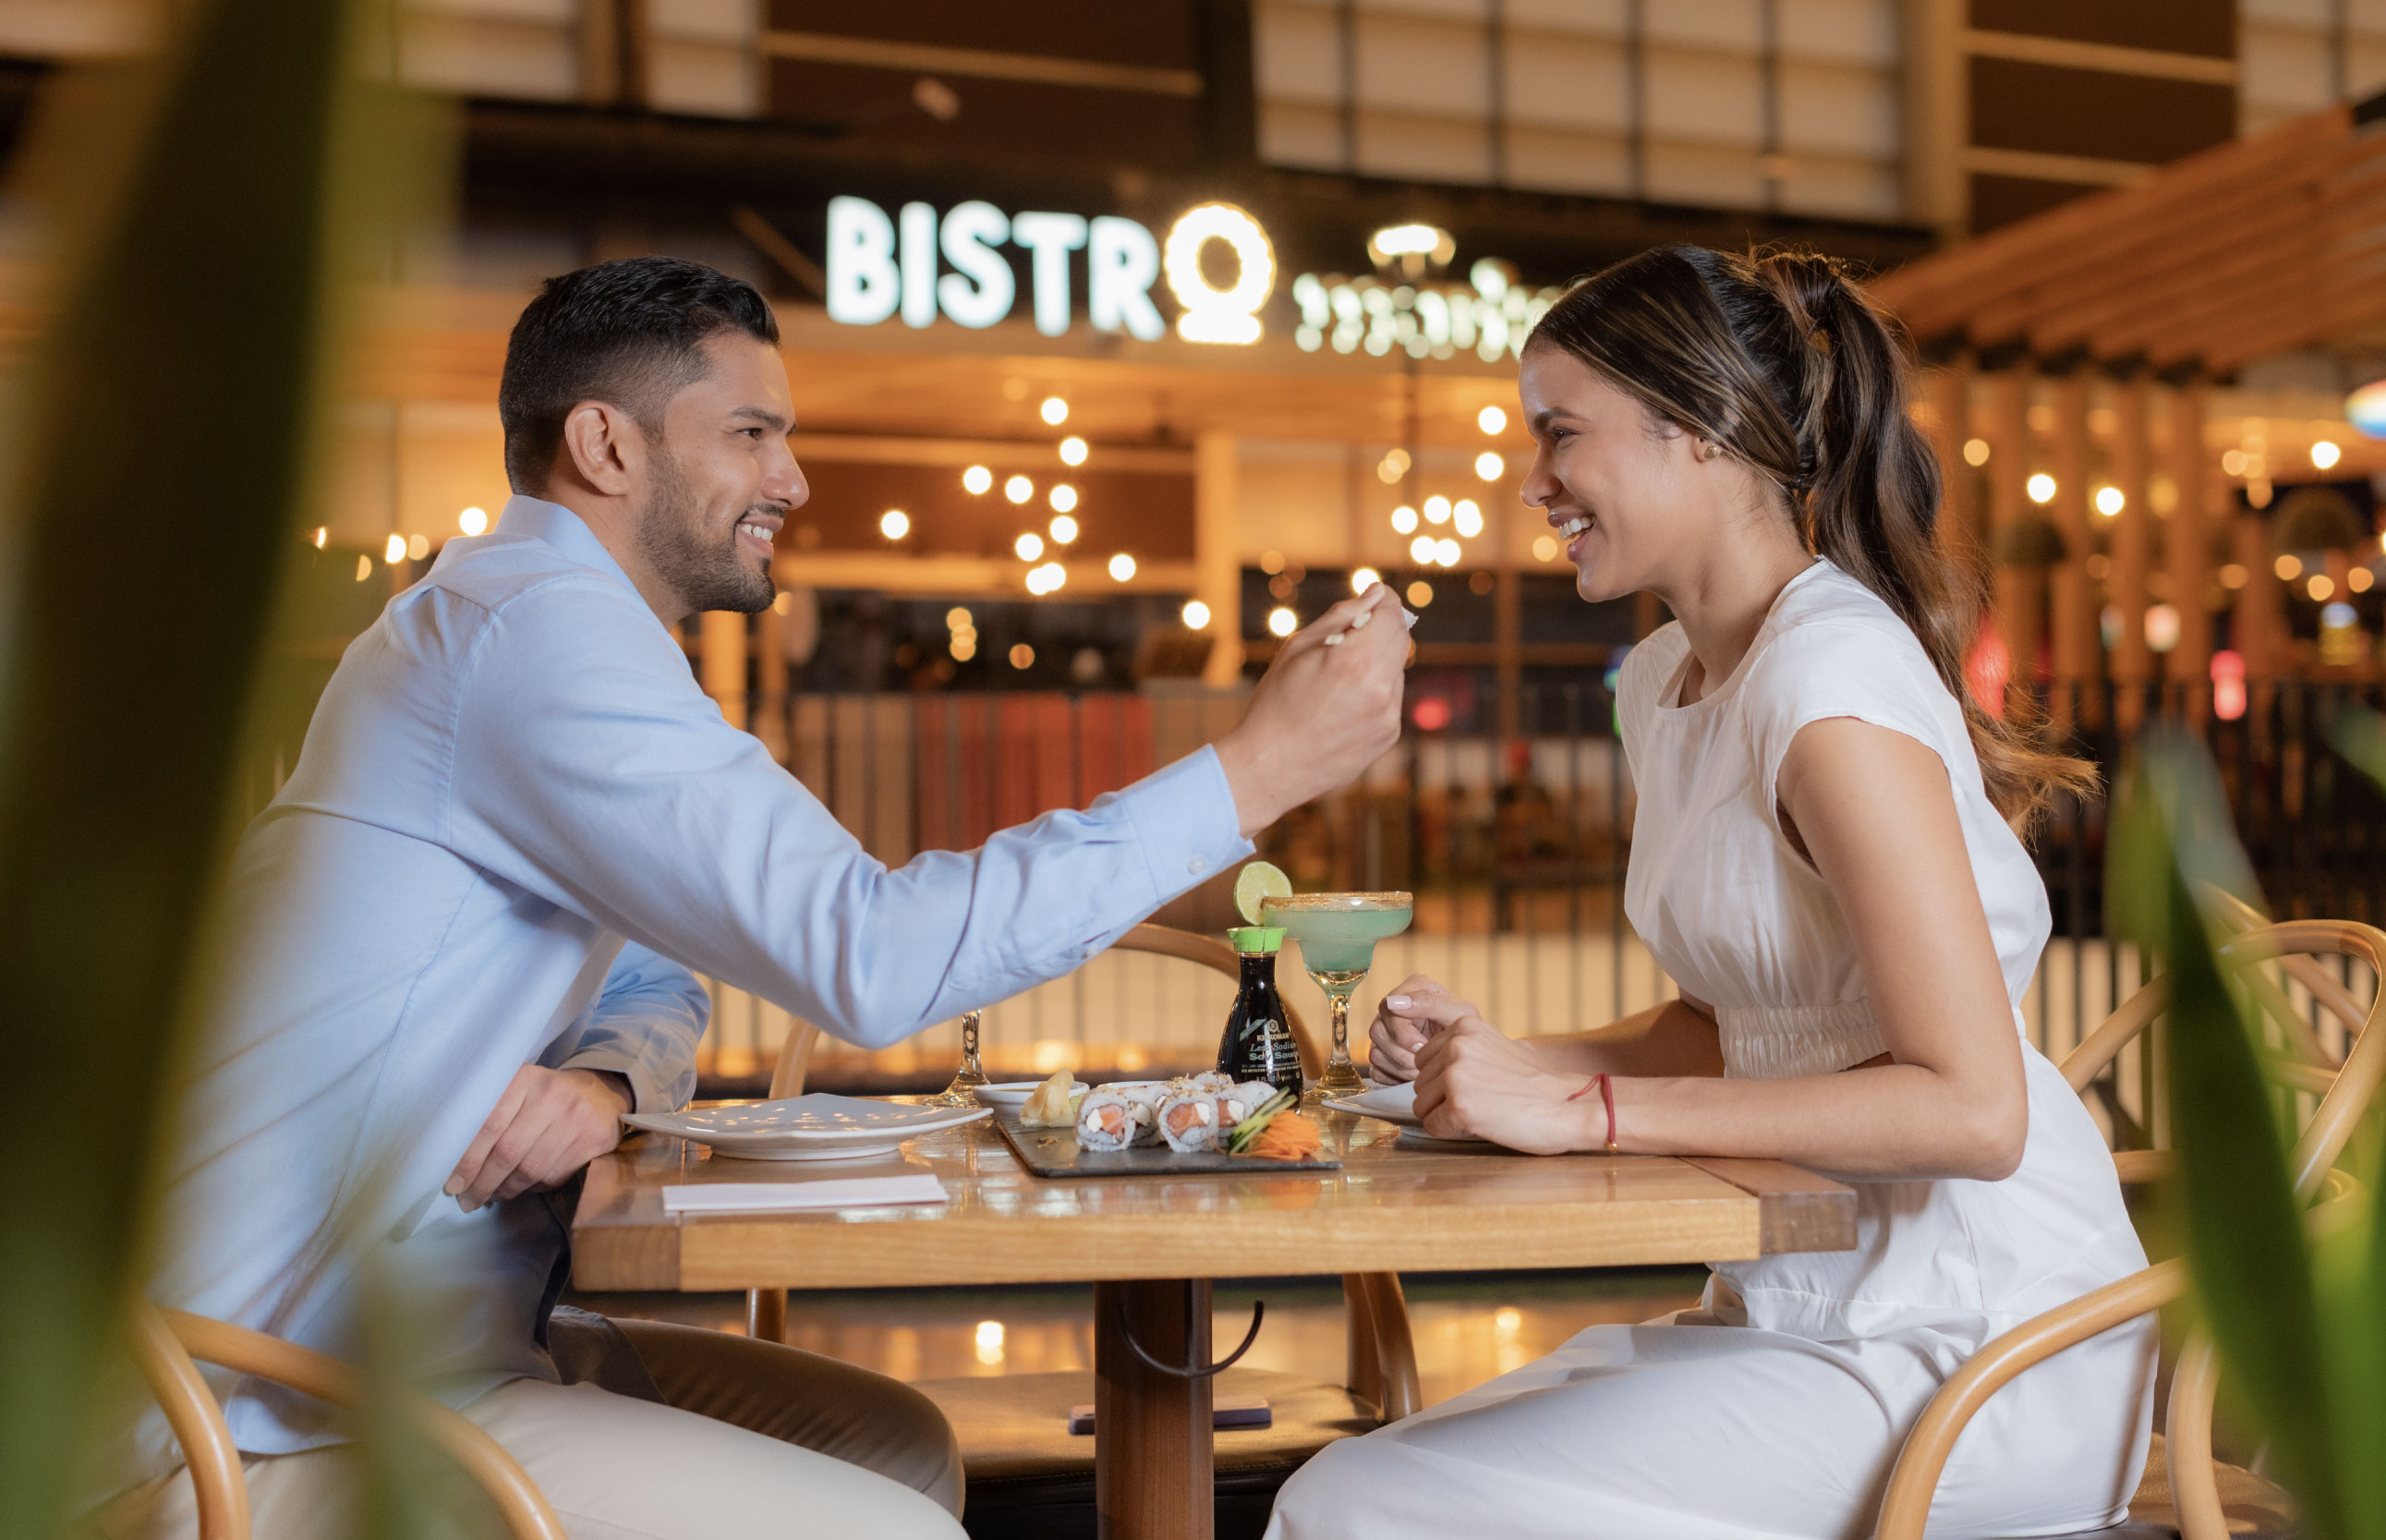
[884,394,1142,619]
[1954,418,2379,675]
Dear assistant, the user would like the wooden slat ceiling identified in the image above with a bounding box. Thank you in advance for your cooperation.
[1871,100,2386,375]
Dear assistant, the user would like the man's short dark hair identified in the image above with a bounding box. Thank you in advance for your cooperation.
[498,256,779,493]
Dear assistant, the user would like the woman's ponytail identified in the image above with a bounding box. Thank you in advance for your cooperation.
[1530,245,2094,832]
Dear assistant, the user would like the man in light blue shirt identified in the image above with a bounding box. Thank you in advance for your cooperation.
[113,259,1410,1540]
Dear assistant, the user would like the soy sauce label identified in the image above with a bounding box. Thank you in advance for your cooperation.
[1224,1013,1302,1099]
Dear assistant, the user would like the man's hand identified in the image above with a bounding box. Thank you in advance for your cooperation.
[444,1065,634,1213]
[1213,583,1411,835]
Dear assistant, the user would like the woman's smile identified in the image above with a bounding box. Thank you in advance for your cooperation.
[1550,511,1595,563]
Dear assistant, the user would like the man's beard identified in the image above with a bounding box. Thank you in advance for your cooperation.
[634,445,775,616]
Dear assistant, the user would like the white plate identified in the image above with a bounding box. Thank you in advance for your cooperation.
[624,1094,990,1162]
[974,1081,1089,1109]
[1317,1082,1490,1143]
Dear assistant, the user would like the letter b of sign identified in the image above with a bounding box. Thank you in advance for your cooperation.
[825,196,899,326]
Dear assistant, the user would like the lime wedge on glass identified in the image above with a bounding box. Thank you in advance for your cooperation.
[1234,860,1292,925]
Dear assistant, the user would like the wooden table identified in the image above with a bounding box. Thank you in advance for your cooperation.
[574,1110,1856,1539]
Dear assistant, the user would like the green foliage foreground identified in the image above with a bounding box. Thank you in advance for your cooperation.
[0,2,449,1534]
[2112,729,2386,1540]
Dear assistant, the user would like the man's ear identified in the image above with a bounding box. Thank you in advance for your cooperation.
[557,400,645,498]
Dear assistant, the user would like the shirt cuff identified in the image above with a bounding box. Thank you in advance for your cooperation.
[557,1047,680,1115]
[1112,744,1255,905]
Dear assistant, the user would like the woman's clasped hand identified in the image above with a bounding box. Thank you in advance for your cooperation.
[1368,977,1604,1155]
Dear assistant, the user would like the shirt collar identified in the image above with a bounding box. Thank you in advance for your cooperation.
[493,495,647,603]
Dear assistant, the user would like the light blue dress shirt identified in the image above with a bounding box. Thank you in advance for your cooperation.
[138,495,1251,1473]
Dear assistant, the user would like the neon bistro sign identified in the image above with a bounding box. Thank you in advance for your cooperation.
[824,195,1276,346]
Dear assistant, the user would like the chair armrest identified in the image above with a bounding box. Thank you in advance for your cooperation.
[2060,979,2168,1094]
[2110,1147,2174,1185]
[2166,1334,2227,1540]
[1872,1260,2186,1540]
[126,1301,248,1540]
[158,1309,569,1540]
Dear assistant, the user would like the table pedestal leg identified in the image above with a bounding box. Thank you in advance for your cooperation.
[1095,1277,1214,1540]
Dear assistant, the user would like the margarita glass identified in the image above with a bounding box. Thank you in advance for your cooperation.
[1260,891,1414,1100]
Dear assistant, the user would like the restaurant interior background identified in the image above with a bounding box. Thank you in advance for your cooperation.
[12,0,2384,1098]
[11,0,2386,1478]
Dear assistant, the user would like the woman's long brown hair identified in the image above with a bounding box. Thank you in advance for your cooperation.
[1529,244,2094,833]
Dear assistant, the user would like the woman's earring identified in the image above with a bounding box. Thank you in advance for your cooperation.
[1701,442,1721,461]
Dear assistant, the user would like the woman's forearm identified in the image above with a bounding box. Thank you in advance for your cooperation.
[1610,1061,2026,1182]
[1520,1000,1726,1079]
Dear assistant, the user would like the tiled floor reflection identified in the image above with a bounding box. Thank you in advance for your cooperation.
[571,1267,1706,1409]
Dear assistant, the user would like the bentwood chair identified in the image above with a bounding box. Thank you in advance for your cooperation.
[745,922,1418,1540]
[1873,916,2386,1540]
[120,1297,565,1540]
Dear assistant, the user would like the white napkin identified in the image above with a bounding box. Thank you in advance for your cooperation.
[661,1174,950,1214]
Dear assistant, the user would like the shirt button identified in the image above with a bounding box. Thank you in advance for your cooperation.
[1187,856,1208,876]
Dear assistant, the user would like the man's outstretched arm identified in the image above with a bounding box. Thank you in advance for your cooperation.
[446,578,1410,1049]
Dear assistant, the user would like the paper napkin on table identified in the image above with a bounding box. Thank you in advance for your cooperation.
[661,1174,950,1214]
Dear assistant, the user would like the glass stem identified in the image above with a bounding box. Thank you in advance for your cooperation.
[1315,994,1365,1097]
[934,1010,989,1105]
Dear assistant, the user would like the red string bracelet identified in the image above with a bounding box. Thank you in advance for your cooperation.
[1567,1072,1620,1154]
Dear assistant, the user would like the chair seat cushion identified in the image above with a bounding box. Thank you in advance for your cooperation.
[2010,1433,2299,1540]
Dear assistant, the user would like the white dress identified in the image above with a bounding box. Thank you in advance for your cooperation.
[1268,561,2155,1540]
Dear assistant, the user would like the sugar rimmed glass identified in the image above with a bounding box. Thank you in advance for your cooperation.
[1259,891,1413,1100]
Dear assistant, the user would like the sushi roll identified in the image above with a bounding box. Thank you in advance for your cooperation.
[1108,1081,1172,1145]
[1157,1088,1221,1153]
[1181,1070,1234,1093]
[1075,1086,1155,1152]
[1217,1080,1278,1128]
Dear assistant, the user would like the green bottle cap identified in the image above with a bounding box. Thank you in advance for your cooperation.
[1229,926,1286,954]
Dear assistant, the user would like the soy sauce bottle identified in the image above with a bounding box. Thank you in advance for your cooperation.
[1217,927,1302,1102]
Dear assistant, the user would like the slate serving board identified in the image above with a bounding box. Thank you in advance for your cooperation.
[990,1107,1342,1177]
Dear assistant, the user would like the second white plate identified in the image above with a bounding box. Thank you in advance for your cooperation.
[1317,1081,1490,1143]
[974,1081,1089,1109]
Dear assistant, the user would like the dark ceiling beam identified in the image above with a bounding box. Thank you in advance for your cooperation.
[459,95,1934,288]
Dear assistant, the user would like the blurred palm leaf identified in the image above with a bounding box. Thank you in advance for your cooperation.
[2114,732,2386,1540]
[0,0,447,1533]
[2321,703,2386,1536]
[2328,706,2386,791]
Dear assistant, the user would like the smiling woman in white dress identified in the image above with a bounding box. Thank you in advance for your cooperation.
[1265,246,2155,1540]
